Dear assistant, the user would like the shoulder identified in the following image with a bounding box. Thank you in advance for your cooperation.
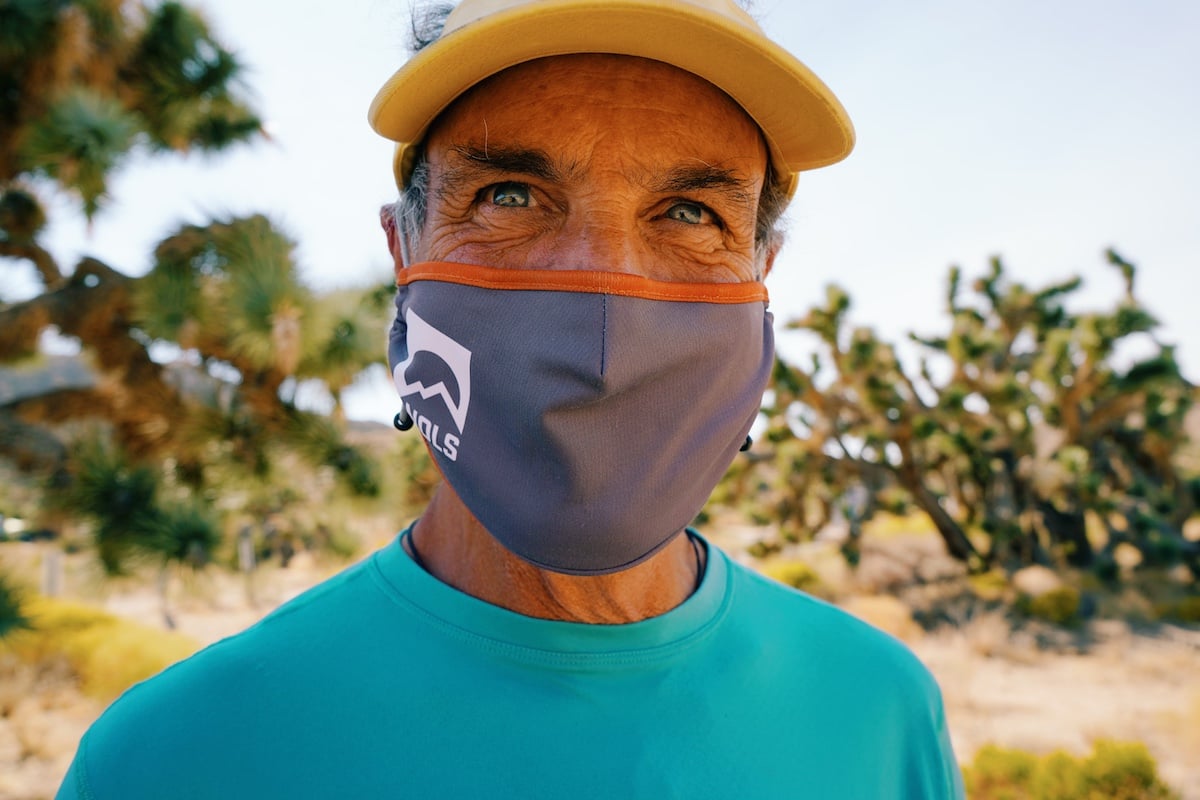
[718,556,963,797]
[723,555,942,699]
[67,553,391,797]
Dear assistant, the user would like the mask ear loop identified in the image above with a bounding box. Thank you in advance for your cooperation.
[393,221,416,433]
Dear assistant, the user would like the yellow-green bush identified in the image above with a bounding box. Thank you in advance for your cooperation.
[967,570,1010,602]
[1017,586,1082,625]
[861,511,935,539]
[0,570,30,639]
[1,597,198,701]
[965,745,1039,798]
[760,559,823,596]
[963,740,1179,799]
[1154,595,1200,624]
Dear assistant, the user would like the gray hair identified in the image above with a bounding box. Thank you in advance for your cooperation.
[390,1,789,271]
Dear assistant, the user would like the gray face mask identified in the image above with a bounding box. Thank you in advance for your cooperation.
[388,262,774,575]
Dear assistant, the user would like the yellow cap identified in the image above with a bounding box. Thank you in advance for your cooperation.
[368,0,855,197]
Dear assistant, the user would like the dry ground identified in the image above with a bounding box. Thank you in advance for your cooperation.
[2,538,1198,800]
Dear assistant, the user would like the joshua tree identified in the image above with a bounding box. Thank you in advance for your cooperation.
[0,571,30,640]
[0,2,383,499]
[59,434,221,627]
[750,252,1197,577]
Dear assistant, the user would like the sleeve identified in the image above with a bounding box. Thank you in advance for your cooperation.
[55,734,91,800]
[903,669,965,799]
[933,691,966,799]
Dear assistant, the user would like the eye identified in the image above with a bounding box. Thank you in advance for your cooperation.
[484,182,533,208]
[664,201,712,225]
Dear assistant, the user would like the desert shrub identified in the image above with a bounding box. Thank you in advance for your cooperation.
[1080,740,1178,800]
[963,740,1179,800]
[1031,750,1086,799]
[755,255,1197,580]
[2,597,197,701]
[0,571,30,639]
[1154,595,1200,624]
[760,560,824,596]
[862,511,935,539]
[967,570,1010,601]
[965,744,1039,798]
[1017,586,1082,625]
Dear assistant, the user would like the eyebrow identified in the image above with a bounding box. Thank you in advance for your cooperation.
[438,145,756,206]
[446,144,565,183]
[651,165,756,205]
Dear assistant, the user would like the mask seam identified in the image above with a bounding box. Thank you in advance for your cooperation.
[600,294,608,377]
[399,262,770,304]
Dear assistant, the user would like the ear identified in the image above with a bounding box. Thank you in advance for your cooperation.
[759,237,782,279]
[380,204,405,277]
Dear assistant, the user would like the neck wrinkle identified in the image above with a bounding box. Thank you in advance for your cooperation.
[409,484,699,624]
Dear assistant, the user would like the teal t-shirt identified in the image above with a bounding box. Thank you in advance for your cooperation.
[59,531,963,798]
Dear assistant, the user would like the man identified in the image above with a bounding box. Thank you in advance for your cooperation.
[59,1,963,797]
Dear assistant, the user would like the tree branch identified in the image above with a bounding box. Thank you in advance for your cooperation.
[0,240,63,287]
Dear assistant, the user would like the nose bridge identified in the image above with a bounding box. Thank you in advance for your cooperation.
[557,203,645,275]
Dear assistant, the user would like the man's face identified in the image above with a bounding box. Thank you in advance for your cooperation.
[413,54,770,283]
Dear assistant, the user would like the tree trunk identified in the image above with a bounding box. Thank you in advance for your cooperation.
[1039,501,1093,566]
[157,564,176,630]
[896,460,982,566]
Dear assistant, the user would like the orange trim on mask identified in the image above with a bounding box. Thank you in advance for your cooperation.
[396,262,769,305]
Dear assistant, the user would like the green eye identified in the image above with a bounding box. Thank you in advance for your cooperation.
[489,182,531,207]
[666,201,706,224]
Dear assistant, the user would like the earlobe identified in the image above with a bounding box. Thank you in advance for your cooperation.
[759,223,788,279]
[760,243,780,279]
[380,204,405,276]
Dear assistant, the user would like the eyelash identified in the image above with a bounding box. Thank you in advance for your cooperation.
[664,200,722,228]
[476,183,724,229]
[475,181,533,207]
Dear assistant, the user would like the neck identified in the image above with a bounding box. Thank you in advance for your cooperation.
[407,486,705,623]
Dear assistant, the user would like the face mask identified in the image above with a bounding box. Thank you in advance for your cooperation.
[388,262,774,575]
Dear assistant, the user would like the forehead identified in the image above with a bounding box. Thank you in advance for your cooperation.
[423,54,768,180]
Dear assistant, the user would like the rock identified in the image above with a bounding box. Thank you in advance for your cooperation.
[1167,563,1194,585]
[1011,565,1063,598]
[0,717,22,765]
[1113,542,1143,571]
[8,696,88,763]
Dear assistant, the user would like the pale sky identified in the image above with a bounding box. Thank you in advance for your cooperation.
[17,0,1200,422]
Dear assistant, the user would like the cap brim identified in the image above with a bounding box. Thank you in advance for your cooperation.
[368,0,854,193]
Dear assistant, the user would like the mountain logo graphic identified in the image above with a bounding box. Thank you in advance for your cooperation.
[392,309,472,434]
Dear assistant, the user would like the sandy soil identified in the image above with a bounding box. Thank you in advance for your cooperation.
[2,542,1198,800]
[915,620,1200,796]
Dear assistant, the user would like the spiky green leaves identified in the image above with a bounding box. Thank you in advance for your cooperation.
[0,186,47,242]
[59,435,221,574]
[0,0,64,66]
[137,214,312,375]
[125,2,262,152]
[0,571,31,640]
[21,88,136,218]
[750,252,1196,576]
[149,501,220,569]
[63,435,162,574]
[2,0,263,222]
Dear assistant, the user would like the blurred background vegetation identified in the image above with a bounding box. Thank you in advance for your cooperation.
[0,0,1196,650]
[0,2,1197,797]
[0,0,425,615]
[716,250,1199,583]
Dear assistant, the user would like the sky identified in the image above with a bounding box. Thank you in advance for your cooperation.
[16,0,1200,423]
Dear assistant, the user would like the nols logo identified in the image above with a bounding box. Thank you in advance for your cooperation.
[392,309,471,461]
